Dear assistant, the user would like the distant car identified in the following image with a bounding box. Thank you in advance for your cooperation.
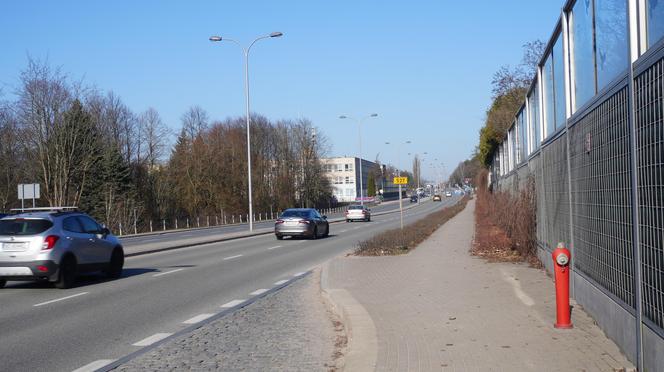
[0,208,124,289]
[345,205,371,222]
[0,214,7,219]
[445,191,453,197]
[275,208,329,240]
[410,195,418,203]
[433,194,442,202]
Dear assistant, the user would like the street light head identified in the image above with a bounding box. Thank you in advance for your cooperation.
[209,36,222,42]
[339,115,348,119]
[385,141,390,145]
[406,140,412,144]
[270,32,284,38]
[370,113,378,117]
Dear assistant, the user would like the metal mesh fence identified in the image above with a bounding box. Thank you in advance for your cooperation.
[529,154,547,249]
[635,56,664,329]
[568,85,635,309]
[541,134,570,252]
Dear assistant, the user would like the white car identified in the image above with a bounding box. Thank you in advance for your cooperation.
[345,205,371,222]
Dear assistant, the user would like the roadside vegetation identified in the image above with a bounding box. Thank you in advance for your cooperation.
[472,170,540,266]
[0,58,333,233]
[354,197,470,256]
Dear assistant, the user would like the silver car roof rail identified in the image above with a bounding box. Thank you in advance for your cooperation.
[9,206,78,213]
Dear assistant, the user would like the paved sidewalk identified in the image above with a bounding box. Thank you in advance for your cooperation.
[323,199,634,371]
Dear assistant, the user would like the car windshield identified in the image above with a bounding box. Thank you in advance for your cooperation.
[280,210,310,218]
[348,206,364,210]
[0,219,53,236]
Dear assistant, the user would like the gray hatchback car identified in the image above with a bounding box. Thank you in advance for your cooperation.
[0,208,124,289]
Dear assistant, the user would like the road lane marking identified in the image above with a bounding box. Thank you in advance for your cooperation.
[132,333,173,347]
[274,279,289,286]
[338,230,347,232]
[250,288,268,296]
[183,313,215,324]
[267,245,282,250]
[293,272,306,277]
[153,268,184,277]
[33,292,89,307]
[72,359,116,372]
[221,299,246,308]
[223,254,243,261]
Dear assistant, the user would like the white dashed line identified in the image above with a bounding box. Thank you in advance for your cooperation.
[293,272,306,277]
[132,333,173,347]
[267,245,282,250]
[72,359,116,372]
[221,299,246,308]
[274,279,289,286]
[250,288,269,296]
[223,254,243,261]
[153,268,184,277]
[33,292,89,307]
[183,313,215,324]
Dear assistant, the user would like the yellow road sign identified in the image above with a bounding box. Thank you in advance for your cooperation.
[393,176,408,185]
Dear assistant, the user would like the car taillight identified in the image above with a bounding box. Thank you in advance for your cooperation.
[362,210,366,214]
[42,235,59,250]
[298,220,310,224]
[345,211,349,215]
[276,219,284,224]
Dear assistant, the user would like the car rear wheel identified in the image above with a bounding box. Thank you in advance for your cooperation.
[312,226,318,240]
[323,225,329,237]
[55,256,77,289]
[105,248,124,279]
[276,234,284,240]
[0,279,6,289]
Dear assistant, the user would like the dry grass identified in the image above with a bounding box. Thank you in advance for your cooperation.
[472,170,541,267]
[354,197,470,256]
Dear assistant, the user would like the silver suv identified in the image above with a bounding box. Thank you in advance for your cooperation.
[0,209,124,289]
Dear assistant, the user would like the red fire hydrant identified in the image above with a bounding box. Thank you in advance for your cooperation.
[552,243,573,329]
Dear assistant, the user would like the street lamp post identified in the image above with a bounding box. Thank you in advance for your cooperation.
[339,114,378,205]
[210,32,283,232]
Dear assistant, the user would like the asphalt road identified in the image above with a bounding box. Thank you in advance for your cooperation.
[119,198,410,247]
[0,196,460,372]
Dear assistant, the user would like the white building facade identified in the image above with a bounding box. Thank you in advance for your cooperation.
[321,157,377,203]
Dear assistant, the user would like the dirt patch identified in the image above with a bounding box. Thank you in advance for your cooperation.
[354,197,470,256]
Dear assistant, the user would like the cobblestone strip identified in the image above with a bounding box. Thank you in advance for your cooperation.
[114,269,343,372]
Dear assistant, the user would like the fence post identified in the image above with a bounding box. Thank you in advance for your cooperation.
[163,219,166,231]
[187,218,190,229]
[119,222,123,236]
[215,215,218,226]
[175,219,178,230]
[232,215,235,224]
[149,220,153,233]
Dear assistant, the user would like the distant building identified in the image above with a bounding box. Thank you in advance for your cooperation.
[320,157,377,203]
[321,157,401,202]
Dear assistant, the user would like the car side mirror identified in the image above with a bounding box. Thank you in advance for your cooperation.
[101,227,111,237]
[322,215,327,219]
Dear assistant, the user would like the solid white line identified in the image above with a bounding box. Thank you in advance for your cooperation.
[72,359,116,372]
[132,333,172,347]
[293,272,306,277]
[274,279,289,286]
[267,245,282,250]
[33,292,89,307]
[223,254,243,261]
[221,299,246,308]
[153,268,184,277]
[250,288,269,296]
[183,313,215,324]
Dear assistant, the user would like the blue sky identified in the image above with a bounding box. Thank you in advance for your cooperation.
[0,1,563,180]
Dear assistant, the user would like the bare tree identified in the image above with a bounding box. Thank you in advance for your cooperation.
[138,107,170,169]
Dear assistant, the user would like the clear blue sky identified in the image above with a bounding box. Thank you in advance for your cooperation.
[0,0,563,180]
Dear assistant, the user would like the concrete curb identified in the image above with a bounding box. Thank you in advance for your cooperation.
[321,260,377,372]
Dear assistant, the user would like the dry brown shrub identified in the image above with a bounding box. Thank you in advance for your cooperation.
[473,170,541,267]
[354,197,470,256]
